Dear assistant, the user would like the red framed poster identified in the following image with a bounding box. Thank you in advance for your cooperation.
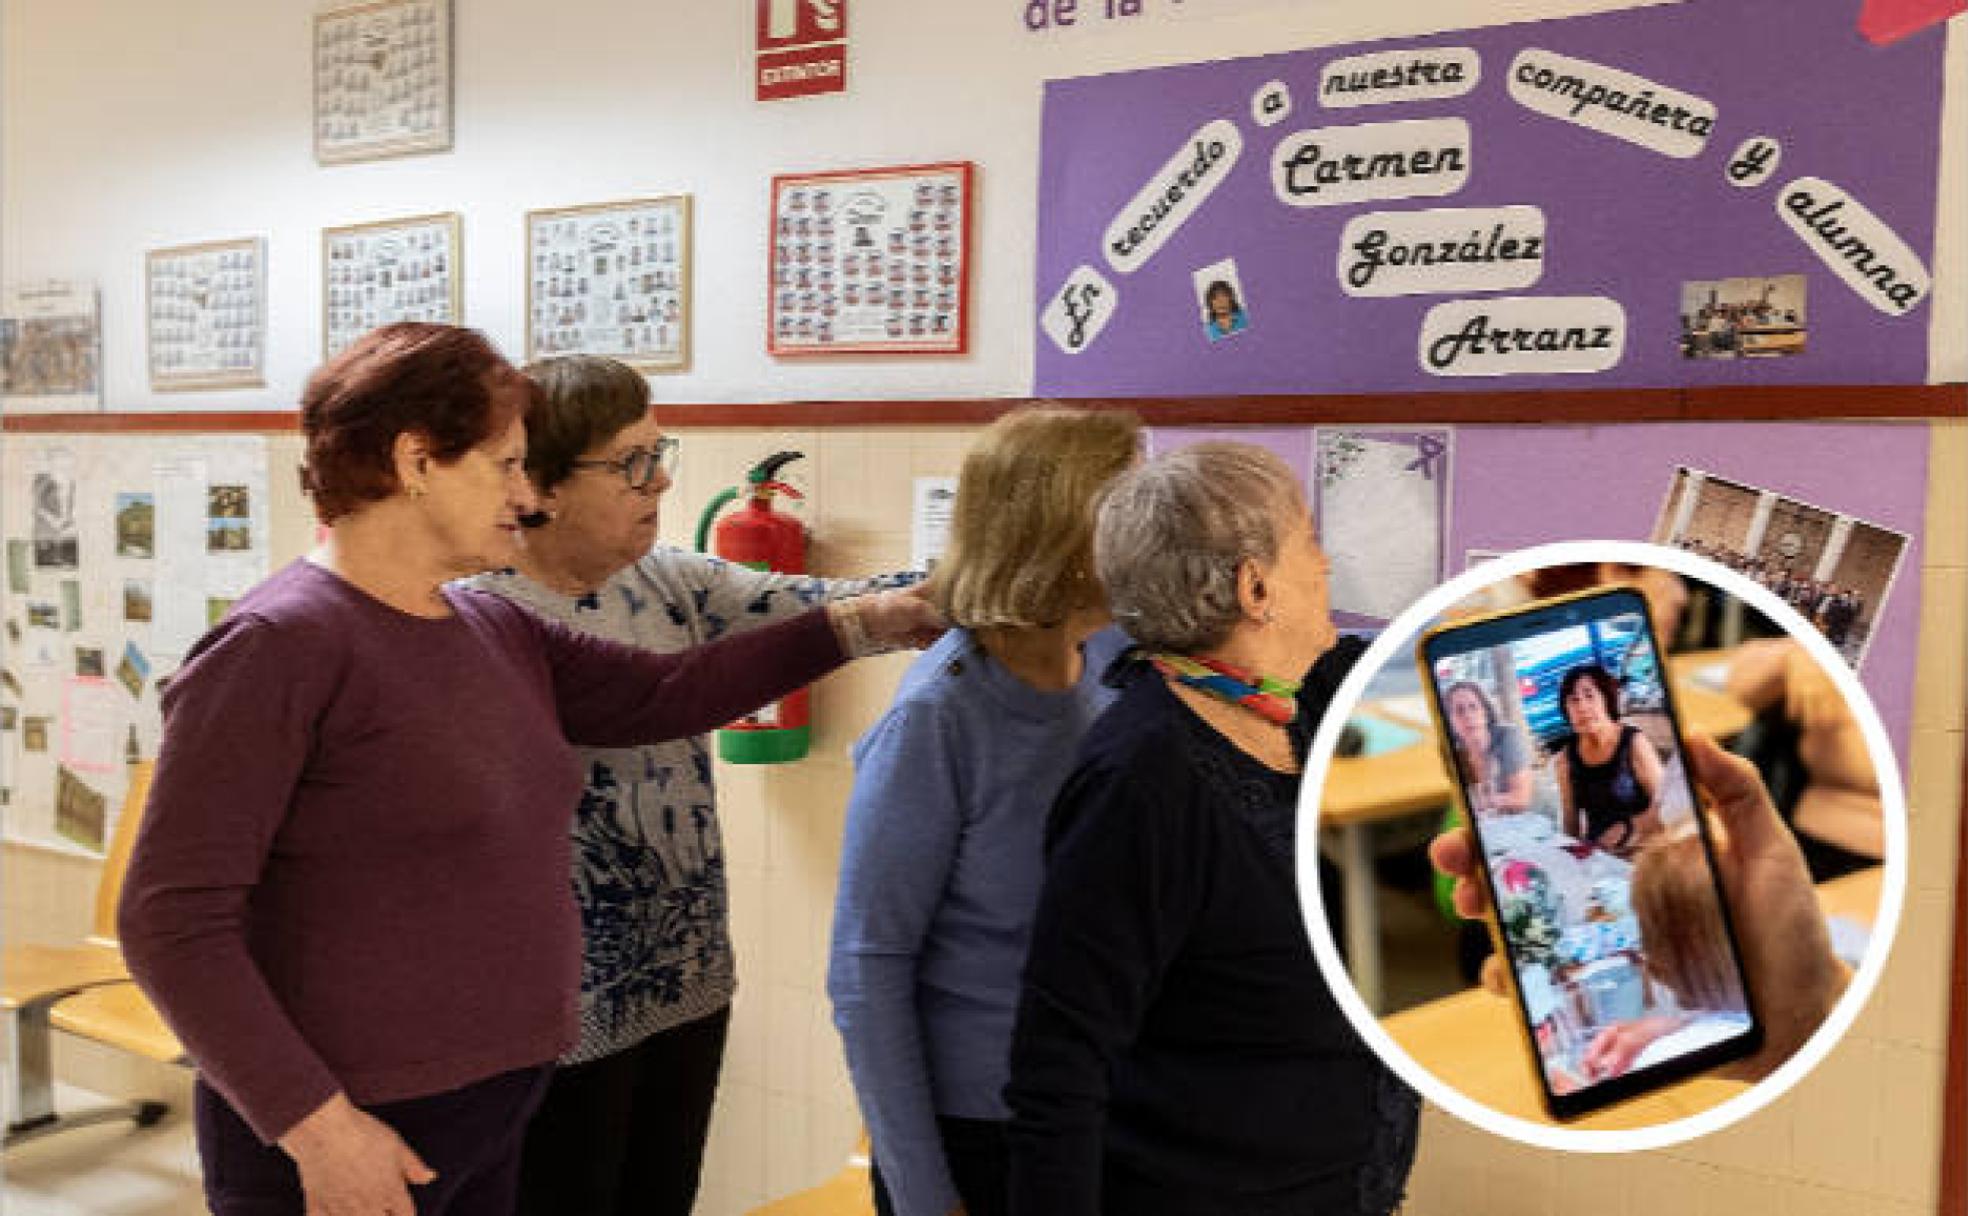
[756,0,848,102]
[767,161,974,357]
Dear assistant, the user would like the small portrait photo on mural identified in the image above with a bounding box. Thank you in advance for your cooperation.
[1652,466,1907,670]
[1192,258,1251,343]
[1678,274,1806,360]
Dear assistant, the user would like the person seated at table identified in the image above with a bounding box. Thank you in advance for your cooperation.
[1005,442,1418,1216]
[829,406,1140,1216]
[1443,680,1534,818]
[1433,733,1850,1085]
[1726,638,1881,882]
[1555,664,1664,859]
[1580,830,1752,1081]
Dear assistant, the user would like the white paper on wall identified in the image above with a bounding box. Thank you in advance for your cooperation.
[1314,429,1451,622]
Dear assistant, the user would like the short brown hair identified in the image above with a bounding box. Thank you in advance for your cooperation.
[520,356,650,492]
[300,323,536,523]
[931,407,1141,629]
[1632,831,1747,1012]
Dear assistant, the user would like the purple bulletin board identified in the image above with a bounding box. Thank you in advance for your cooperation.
[1036,0,1946,397]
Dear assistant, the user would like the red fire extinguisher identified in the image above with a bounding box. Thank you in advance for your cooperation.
[694,451,812,764]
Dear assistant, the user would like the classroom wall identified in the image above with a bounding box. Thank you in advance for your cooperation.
[5,1,1966,1213]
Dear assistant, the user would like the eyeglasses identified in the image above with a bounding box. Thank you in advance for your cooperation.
[569,436,679,490]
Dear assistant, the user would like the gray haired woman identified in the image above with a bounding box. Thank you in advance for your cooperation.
[1003,442,1419,1216]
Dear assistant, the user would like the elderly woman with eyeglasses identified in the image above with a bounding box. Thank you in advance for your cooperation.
[468,354,919,1216]
[1004,442,1418,1216]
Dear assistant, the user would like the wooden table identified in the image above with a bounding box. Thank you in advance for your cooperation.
[1315,648,1754,1013]
[1380,867,1881,1129]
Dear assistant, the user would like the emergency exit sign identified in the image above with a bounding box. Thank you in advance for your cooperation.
[757,0,847,102]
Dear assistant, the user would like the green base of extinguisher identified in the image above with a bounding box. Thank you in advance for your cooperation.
[717,726,811,764]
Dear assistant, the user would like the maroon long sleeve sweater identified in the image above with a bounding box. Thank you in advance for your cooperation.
[119,559,844,1143]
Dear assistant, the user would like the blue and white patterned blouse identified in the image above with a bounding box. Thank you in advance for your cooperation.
[471,549,917,1064]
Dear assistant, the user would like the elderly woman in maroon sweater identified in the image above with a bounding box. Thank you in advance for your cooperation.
[118,323,939,1216]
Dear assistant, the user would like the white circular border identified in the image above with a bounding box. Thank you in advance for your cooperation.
[1295,539,1908,1152]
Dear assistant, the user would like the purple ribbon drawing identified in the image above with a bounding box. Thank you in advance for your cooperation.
[1403,434,1449,481]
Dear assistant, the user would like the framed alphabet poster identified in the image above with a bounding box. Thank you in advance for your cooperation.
[145,238,266,392]
[526,196,691,372]
[313,0,453,165]
[768,161,972,356]
[322,212,462,358]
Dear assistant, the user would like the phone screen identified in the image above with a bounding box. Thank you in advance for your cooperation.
[1420,586,1761,1118]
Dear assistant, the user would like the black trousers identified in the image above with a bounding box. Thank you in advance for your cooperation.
[515,1006,731,1216]
[870,1116,1008,1216]
[195,1065,553,1216]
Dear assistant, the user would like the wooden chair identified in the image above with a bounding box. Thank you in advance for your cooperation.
[3,761,184,1146]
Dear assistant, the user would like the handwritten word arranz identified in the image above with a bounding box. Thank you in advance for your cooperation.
[1508,48,1714,159]
[1272,117,1470,210]
[1103,118,1243,275]
[1319,46,1480,109]
[1777,177,1930,316]
[1338,205,1546,297]
[1041,264,1120,354]
[1418,295,1626,377]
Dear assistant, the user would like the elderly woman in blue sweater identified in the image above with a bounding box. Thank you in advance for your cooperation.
[828,406,1141,1216]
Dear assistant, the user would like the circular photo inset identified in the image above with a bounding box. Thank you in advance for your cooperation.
[1297,540,1905,1151]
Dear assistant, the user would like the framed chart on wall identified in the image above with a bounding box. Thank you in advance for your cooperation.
[1,282,102,413]
[767,161,973,357]
[145,238,266,392]
[322,212,462,358]
[526,195,692,372]
[313,0,453,165]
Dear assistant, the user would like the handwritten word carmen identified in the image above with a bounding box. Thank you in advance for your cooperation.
[1345,223,1543,291]
[1281,143,1465,197]
[1513,58,1712,137]
[1323,57,1468,98]
[1426,314,1615,371]
[1109,137,1231,261]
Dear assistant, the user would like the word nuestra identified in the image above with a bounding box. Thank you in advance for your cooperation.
[1508,48,1715,159]
[1272,117,1470,210]
[1338,206,1546,297]
[1776,177,1930,316]
[1104,119,1243,274]
[1319,47,1480,109]
[1042,264,1120,353]
[1418,296,1626,376]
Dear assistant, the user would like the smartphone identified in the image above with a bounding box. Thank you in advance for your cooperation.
[1418,585,1762,1120]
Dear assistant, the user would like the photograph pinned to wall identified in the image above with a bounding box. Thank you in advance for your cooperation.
[0,707,15,731]
[116,492,156,559]
[146,238,266,390]
[0,282,101,412]
[526,196,691,371]
[911,477,957,574]
[54,765,106,853]
[1679,274,1807,360]
[7,540,29,593]
[208,485,253,554]
[1192,259,1251,342]
[31,450,78,570]
[59,580,81,632]
[768,162,972,356]
[323,213,461,357]
[116,643,151,701]
[1652,465,1908,669]
[74,647,104,680]
[22,717,48,753]
[25,602,58,632]
[1313,428,1453,625]
[207,597,236,628]
[314,0,452,164]
[124,579,153,624]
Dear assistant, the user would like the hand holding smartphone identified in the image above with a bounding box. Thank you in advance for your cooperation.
[1419,586,1763,1119]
